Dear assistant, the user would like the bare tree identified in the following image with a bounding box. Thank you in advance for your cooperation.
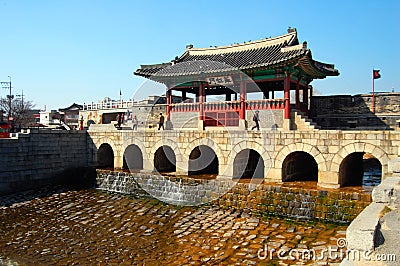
[0,96,36,127]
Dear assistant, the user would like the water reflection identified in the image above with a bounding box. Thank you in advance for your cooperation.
[363,167,382,188]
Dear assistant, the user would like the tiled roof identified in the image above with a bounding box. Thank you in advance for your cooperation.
[134,29,339,79]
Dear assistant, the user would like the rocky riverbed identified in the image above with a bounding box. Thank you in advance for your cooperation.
[0,187,348,265]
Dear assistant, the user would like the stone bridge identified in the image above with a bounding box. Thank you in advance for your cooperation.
[88,126,400,188]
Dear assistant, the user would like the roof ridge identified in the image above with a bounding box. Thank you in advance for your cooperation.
[184,30,297,56]
[140,62,172,69]
[280,42,306,53]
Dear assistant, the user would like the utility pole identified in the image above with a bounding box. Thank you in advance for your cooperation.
[1,76,12,122]
[7,76,12,122]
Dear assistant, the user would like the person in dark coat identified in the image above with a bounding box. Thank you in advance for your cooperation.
[251,110,260,130]
[158,113,165,130]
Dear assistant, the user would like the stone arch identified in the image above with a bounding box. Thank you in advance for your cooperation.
[282,151,318,182]
[121,138,148,170]
[123,144,143,171]
[154,145,176,172]
[274,143,326,171]
[93,137,118,157]
[331,142,389,179]
[188,145,219,175]
[184,138,225,165]
[151,138,182,162]
[233,149,264,179]
[97,143,114,169]
[338,152,384,187]
[92,136,119,168]
[226,140,271,179]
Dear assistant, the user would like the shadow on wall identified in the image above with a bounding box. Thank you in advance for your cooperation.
[0,167,97,207]
[310,95,395,130]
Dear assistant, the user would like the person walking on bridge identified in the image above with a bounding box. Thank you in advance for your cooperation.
[251,110,260,131]
[132,115,138,130]
[158,113,165,130]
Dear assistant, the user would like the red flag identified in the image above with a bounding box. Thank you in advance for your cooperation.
[373,69,381,79]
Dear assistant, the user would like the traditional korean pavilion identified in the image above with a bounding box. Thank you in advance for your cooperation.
[134,28,339,130]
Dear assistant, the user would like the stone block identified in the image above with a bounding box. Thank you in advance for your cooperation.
[346,202,385,251]
[317,171,339,187]
[372,176,400,203]
[388,158,400,173]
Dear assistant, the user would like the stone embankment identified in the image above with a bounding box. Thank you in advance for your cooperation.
[0,130,88,194]
[97,170,372,223]
[0,187,348,265]
[341,159,400,266]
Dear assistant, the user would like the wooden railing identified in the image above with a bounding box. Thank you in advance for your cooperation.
[170,102,200,112]
[204,101,240,112]
[246,99,285,110]
[170,99,285,113]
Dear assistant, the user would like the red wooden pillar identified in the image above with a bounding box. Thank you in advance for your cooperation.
[239,80,246,120]
[199,83,205,121]
[284,73,291,119]
[295,79,301,110]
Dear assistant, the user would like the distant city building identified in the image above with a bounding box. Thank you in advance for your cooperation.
[59,103,83,129]
[79,95,190,129]
[39,110,61,127]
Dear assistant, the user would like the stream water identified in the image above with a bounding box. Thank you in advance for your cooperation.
[0,165,381,265]
[0,187,350,265]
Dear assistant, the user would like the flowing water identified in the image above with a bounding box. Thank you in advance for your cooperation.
[0,187,349,265]
[0,165,381,265]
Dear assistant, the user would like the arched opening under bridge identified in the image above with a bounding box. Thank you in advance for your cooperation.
[282,151,318,182]
[233,149,264,179]
[188,145,219,176]
[154,145,176,173]
[339,152,382,187]
[97,143,114,169]
[123,144,143,171]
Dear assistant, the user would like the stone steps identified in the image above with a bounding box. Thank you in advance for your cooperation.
[291,109,320,130]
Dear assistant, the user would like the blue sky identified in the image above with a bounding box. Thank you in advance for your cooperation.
[0,0,399,110]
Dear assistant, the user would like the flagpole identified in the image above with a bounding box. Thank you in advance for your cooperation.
[372,69,375,114]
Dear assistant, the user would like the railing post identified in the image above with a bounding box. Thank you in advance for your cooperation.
[284,72,291,130]
[165,88,171,123]
[198,83,205,130]
[239,80,247,129]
